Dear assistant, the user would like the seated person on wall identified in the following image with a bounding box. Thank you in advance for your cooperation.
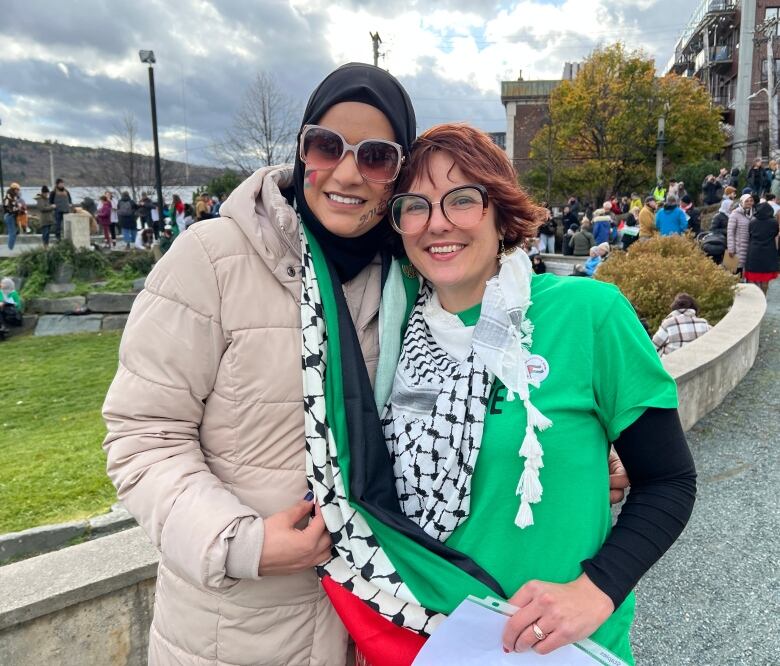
[652,293,710,358]
[573,242,610,277]
[0,277,23,337]
[134,227,155,251]
[159,224,175,256]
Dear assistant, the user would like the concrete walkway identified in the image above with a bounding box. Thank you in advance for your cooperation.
[632,281,780,665]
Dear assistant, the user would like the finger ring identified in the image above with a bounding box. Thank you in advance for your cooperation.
[532,623,546,641]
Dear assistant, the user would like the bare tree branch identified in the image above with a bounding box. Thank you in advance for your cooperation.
[215,72,300,175]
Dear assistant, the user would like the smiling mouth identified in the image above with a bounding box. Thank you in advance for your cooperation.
[326,192,366,205]
[427,244,465,255]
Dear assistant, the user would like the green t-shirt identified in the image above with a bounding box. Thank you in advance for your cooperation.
[446,274,678,665]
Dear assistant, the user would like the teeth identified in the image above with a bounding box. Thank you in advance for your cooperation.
[428,244,464,254]
[327,193,364,205]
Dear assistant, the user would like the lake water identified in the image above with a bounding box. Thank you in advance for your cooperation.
[16,185,206,207]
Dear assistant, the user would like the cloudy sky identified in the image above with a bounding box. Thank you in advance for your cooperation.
[0,0,700,166]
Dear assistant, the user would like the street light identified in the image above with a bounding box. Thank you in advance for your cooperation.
[138,49,164,225]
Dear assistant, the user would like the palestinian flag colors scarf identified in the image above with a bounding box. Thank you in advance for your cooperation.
[299,226,508,663]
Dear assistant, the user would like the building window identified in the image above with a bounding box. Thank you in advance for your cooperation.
[766,8,780,36]
[760,58,780,83]
[758,121,769,159]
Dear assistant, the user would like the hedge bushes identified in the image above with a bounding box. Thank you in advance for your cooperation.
[596,235,738,331]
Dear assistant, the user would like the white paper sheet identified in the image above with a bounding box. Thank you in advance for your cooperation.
[411,599,614,666]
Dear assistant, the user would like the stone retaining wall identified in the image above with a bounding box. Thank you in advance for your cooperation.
[661,283,766,431]
[27,292,137,336]
[0,528,157,666]
[0,285,767,665]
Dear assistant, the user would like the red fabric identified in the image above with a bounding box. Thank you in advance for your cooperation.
[321,576,426,666]
[745,271,778,281]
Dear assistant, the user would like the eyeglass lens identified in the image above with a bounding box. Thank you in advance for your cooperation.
[301,127,400,182]
[391,187,485,233]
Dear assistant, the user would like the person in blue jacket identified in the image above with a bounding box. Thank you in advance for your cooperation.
[654,195,688,236]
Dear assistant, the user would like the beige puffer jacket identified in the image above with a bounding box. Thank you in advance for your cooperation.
[103,166,382,665]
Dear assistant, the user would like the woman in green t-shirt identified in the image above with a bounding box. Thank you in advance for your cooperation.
[376,123,695,663]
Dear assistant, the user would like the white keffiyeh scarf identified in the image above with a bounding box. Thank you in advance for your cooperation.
[383,248,553,532]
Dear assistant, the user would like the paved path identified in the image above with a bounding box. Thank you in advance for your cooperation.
[632,282,780,665]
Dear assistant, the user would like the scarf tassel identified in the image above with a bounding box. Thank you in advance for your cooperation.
[516,464,543,503]
[519,426,543,460]
[515,499,534,528]
[525,401,552,430]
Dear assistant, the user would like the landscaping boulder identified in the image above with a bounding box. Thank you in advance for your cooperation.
[102,314,129,331]
[54,263,74,284]
[35,314,103,336]
[28,296,86,314]
[87,292,136,313]
[44,283,76,294]
[63,212,92,250]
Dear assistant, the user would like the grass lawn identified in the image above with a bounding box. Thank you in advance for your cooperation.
[0,331,121,534]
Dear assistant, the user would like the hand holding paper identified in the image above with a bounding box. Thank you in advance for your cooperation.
[412,597,626,666]
[502,575,614,654]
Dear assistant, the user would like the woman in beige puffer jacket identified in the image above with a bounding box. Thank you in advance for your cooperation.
[102,64,417,666]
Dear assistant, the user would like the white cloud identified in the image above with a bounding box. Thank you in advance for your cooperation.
[0,0,702,154]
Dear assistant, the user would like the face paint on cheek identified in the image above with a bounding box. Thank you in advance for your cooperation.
[304,170,317,189]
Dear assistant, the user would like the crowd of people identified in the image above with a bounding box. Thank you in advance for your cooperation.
[531,160,780,293]
[2,178,227,254]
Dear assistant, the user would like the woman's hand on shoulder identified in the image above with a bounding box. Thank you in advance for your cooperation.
[502,573,614,655]
[608,448,630,504]
[258,498,333,576]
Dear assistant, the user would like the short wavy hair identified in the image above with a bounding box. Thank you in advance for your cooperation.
[396,123,547,246]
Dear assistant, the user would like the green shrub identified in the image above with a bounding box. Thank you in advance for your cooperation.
[106,249,155,275]
[596,235,738,331]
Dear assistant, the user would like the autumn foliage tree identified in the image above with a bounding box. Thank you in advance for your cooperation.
[528,44,725,202]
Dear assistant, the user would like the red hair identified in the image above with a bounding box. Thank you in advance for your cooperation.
[396,123,546,246]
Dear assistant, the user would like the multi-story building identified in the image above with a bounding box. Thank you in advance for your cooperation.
[500,64,580,173]
[666,0,780,168]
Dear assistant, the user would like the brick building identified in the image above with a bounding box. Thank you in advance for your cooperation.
[501,64,581,174]
[666,0,780,168]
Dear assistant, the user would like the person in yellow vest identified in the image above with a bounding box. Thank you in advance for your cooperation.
[652,180,666,203]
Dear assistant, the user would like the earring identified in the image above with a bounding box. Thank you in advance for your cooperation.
[497,238,506,258]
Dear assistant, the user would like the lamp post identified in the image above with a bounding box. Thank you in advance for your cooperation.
[139,50,164,225]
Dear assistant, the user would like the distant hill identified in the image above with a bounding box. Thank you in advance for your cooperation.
[0,136,225,188]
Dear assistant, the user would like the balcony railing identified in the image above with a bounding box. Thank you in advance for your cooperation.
[676,0,737,55]
[712,95,735,109]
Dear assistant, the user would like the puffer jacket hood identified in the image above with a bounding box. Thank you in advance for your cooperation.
[219,164,300,269]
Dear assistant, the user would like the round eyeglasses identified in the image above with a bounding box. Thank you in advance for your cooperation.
[299,124,405,184]
[388,184,489,235]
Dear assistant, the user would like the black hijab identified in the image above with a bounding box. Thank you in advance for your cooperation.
[292,63,416,282]
[753,202,776,221]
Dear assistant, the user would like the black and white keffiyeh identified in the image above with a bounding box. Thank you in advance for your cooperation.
[383,248,553,530]
[299,226,441,635]
[382,283,492,541]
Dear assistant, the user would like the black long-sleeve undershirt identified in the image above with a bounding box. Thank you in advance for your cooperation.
[581,407,697,609]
